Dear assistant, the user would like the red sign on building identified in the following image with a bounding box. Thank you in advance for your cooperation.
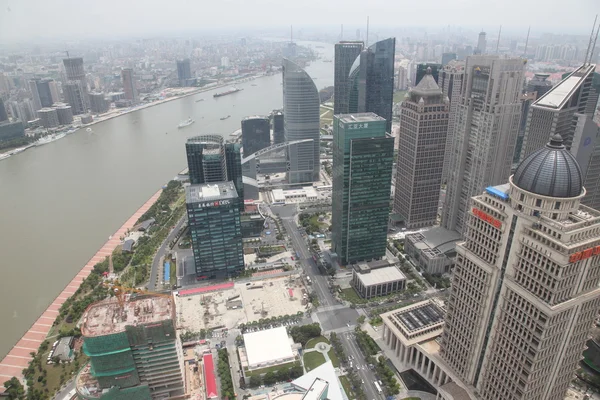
[472,208,502,229]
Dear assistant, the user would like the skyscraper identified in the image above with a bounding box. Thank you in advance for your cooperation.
[347,38,396,133]
[0,98,7,122]
[476,31,487,54]
[121,68,138,104]
[416,63,441,85]
[28,80,42,111]
[441,52,457,66]
[331,113,394,266]
[394,69,449,229]
[526,72,553,98]
[441,135,600,400]
[185,136,243,208]
[438,60,465,182]
[89,92,109,114]
[334,41,363,115]
[63,57,89,109]
[571,113,600,210]
[29,79,55,110]
[37,108,59,128]
[55,103,73,125]
[177,59,192,86]
[282,58,320,184]
[272,110,284,144]
[520,64,597,161]
[63,81,87,115]
[442,55,525,235]
[186,182,244,279]
[241,116,271,156]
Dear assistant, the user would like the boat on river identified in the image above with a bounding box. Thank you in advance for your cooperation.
[178,118,195,128]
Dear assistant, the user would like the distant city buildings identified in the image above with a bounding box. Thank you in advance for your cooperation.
[331,113,394,265]
[121,68,138,104]
[526,72,553,98]
[37,108,59,129]
[333,41,363,115]
[185,181,244,279]
[241,116,270,157]
[441,52,457,66]
[89,92,110,114]
[476,31,487,54]
[282,58,320,184]
[54,103,73,125]
[63,81,87,115]
[438,60,465,182]
[0,121,25,141]
[29,78,56,110]
[63,57,89,110]
[0,98,7,122]
[176,59,192,86]
[442,55,525,235]
[394,68,449,229]
[347,38,396,133]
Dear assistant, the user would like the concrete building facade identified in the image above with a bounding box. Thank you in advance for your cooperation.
[37,107,59,128]
[394,68,449,229]
[440,135,600,400]
[351,260,406,299]
[121,68,138,104]
[438,61,465,182]
[63,57,89,110]
[442,55,525,235]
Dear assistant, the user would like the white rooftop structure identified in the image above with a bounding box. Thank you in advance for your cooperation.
[534,64,596,109]
[292,361,346,400]
[355,265,405,286]
[243,326,295,369]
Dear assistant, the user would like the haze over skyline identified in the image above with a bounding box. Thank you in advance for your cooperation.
[0,0,598,45]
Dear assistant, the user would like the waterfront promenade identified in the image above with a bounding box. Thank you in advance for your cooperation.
[0,190,162,387]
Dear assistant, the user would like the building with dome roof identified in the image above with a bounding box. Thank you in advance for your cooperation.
[440,134,600,400]
[393,68,449,229]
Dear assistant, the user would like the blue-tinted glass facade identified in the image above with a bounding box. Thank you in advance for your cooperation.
[241,116,271,156]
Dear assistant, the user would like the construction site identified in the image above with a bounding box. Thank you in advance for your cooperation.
[176,275,310,332]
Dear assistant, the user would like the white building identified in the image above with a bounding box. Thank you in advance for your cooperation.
[272,187,318,204]
[239,326,299,371]
[352,260,406,299]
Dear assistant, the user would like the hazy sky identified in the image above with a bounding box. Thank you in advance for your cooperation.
[0,0,598,44]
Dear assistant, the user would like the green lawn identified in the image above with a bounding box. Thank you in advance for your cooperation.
[393,90,408,103]
[339,375,353,397]
[303,351,327,371]
[340,288,368,304]
[328,348,340,368]
[305,336,330,349]
[244,361,295,378]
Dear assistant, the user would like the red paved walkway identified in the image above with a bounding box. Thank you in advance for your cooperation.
[0,190,162,386]
[177,282,234,297]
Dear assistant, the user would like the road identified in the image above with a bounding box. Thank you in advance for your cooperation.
[340,331,382,400]
[148,215,187,291]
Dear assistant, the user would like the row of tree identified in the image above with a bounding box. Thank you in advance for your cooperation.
[354,327,380,356]
[374,356,401,396]
[289,323,321,346]
[245,363,304,388]
[217,349,235,399]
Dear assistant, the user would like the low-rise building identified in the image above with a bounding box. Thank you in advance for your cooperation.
[239,326,299,372]
[272,187,318,204]
[351,260,406,299]
[404,227,461,274]
[0,121,25,141]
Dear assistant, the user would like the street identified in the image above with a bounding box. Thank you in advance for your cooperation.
[148,215,187,291]
[340,331,382,400]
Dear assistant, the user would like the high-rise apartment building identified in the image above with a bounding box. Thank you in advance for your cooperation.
[54,103,73,125]
[442,55,525,235]
[76,295,185,399]
[89,92,109,114]
[185,136,243,208]
[186,182,244,279]
[476,31,487,54]
[63,81,87,115]
[334,41,363,115]
[331,113,394,265]
[37,108,59,128]
[441,135,600,400]
[438,60,465,182]
[0,98,7,122]
[63,57,89,110]
[177,59,192,86]
[394,70,449,229]
[241,116,271,156]
[282,58,320,183]
[121,68,138,104]
[520,64,597,161]
[348,38,396,133]
[29,79,55,110]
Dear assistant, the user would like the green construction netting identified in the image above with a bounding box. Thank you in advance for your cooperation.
[84,332,130,356]
[125,320,176,347]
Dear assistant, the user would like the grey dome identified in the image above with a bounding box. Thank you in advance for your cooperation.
[513,134,583,198]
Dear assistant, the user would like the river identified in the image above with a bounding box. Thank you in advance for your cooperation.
[0,40,334,359]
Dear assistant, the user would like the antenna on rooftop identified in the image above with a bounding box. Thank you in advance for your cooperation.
[523,26,531,57]
[584,15,598,65]
[496,25,502,54]
[366,16,370,47]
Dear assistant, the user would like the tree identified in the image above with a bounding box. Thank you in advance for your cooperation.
[3,377,25,400]
[277,367,290,382]
[263,371,277,385]
[290,364,304,379]
[248,375,262,388]
[356,315,366,325]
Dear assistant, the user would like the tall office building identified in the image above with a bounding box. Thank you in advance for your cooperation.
[441,135,600,400]
[185,135,243,208]
[37,108,59,128]
[177,59,192,86]
[76,295,185,399]
[0,98,7,122]
[416,63,441,85]
[28,80,42,111]
[272,110,284,144]
[331,113,394,265]
[333,41,363,115]
[186,182,244,279]
[438,60,465,182]
[520,64,597,160]
[526,72,553,98]
[241,116,271,156]
[476,31,487,54]
[63,57,89,109]
[282,58,320,183]
[55,103,73,125]
[29,79,55,110]
[514,92,538,164]
[394,69,449,229]
[441,52,457,66]
[121,68,138,104]
[89,92,109,114]
[347,38,396,133]
[442,55,525,235]
[63,81,87,115]
[48,80,60,104]
[571,114,600,210]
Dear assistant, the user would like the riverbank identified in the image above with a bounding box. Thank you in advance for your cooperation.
[0,189,162,390]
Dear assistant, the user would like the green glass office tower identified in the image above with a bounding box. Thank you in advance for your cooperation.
[331,113,394,265]
[186,181,244,279]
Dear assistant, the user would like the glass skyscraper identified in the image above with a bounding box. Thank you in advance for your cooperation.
[347,38,396,133]
[334,41,363,115]
[186,182,244,279]
[241,116,271,156]
[331,113,394,265]
[282,58,320,184]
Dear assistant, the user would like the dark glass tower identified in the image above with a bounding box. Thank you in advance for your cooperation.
[416,63,441,85]
[272,111,284,144]
[347,38,396,133]
[331,113,394,265]
[225,142,244,210]
[177,59,192,86]
[186,182,244,279]
[334,41,363,115]
[241,116,271,156]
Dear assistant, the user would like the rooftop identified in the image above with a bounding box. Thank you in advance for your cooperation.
[243,326,294,367]
[242,115,270,121]
[292,361,345,400]
[354,265,406,286]
[337,113,385,124]
[303,378,329,400]
[382,300,445,344]
[185,181,238,204]
[534,64,596,109]
[438,382,473,400]
[81,295,173,337]
[407,227,462,258]
[412,68,442,96]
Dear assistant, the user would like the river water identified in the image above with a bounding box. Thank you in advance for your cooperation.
[0,40,334,359]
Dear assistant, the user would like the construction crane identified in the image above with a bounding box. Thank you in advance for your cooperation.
[103,281,172,311]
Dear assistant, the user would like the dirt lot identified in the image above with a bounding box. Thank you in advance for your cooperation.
[176,275,309,332]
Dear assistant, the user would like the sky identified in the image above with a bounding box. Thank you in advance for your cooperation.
[0,0,599,44]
